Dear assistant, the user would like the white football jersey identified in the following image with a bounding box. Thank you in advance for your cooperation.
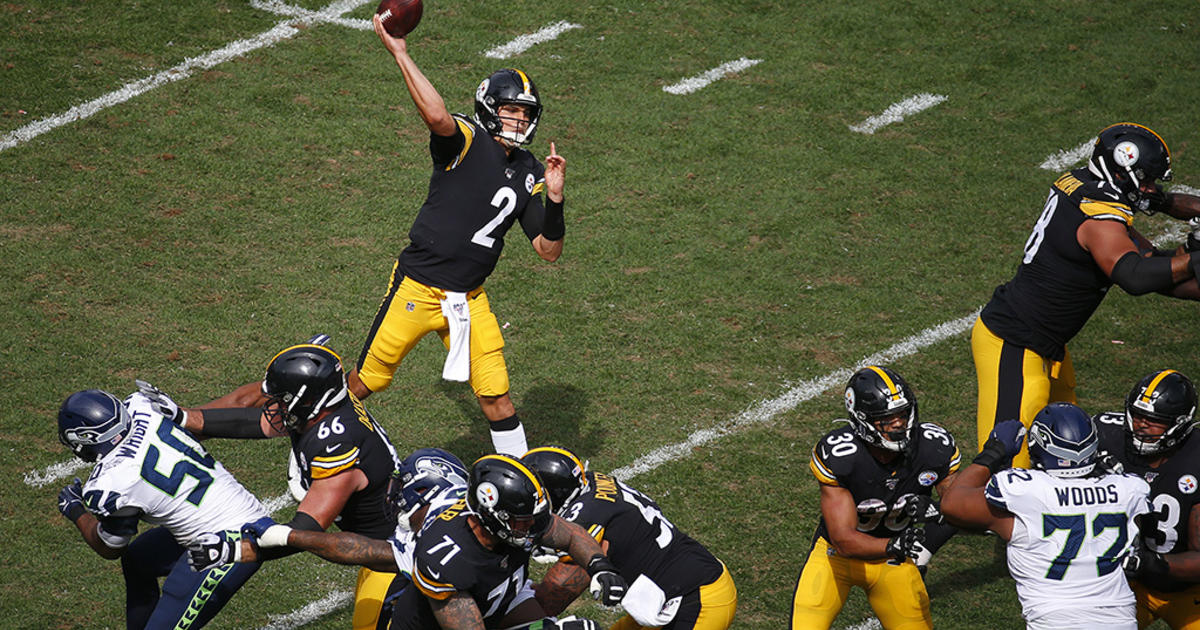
[987,467,1150,627]
[82,392,269,546]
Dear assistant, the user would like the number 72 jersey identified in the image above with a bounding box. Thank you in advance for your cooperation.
[986,468,1149,617]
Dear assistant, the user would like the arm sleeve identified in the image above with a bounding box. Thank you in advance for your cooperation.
[1109,251,1176,295]
[922,519,958,555]
[200,407,268,438]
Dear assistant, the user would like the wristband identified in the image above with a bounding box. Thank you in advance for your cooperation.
[257,525,293,548]
[64,503,87,523]
[541,198,565,240]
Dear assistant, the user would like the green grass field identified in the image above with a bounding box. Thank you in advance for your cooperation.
[3,0,1200,627]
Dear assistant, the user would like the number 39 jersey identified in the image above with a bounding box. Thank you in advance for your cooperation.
[82,392,268,546]
[986,468,1149,620]
[1096,412,1200,589]
[411,498,532,623]
[808,422,960,542]
[559,471,724,598]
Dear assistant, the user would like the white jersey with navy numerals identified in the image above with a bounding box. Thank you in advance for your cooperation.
[987,467,1150,625]
[389,484,466,577]
[82,392,269,545]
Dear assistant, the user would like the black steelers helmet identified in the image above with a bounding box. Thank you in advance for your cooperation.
[844,365,917,452]
[261,340,348,434]
[468,454,551,550]
[473,68,542,146]
[1125,369,1198,455]
[1087,122,1172,212]
[58,389,132,462]
[522,446,587,514]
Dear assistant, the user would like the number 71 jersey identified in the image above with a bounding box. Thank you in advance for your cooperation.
[986,468,1149,618]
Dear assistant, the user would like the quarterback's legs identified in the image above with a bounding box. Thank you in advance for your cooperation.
[972,318,1052,469]
[790,538,853,629]
[864,561,931,630]
[121,527,179,630]
[355,268,447,395]
[351,567,399,630]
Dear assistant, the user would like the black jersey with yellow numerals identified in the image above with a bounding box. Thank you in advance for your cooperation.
[1096,412,1200,590]
[980,168,1136,361]
[411,498,531,623]
[291,395,401,540]
[809,422,961,543]
[398,114,549,293]
[559,471,723,598]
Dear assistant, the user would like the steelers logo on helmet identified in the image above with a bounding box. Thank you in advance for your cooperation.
[475,78,490,104]
[1114,141,1140,168]
[476,481,499,508]
[844,365,918,452]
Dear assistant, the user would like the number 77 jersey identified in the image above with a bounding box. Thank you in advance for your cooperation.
[986,467,1150,620]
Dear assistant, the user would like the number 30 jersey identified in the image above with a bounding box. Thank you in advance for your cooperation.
[1096,412,1200,591]
[808,422,961,543]
[81,392,268,546]
[986,467,1149,621]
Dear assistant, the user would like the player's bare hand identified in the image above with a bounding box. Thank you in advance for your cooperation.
[372,14,408,57]
[545,141,566,201]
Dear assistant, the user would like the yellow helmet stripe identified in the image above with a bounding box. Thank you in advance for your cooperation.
[1141,370,1179,403]
[264,344,344,370]
[1104,122,1171,160]
[866,365,900,398]
[513,69,532,96]
[475,454,547,499]
[524,446,585,477]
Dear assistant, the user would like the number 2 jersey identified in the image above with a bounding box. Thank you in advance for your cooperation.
[808,422,961,543]
[1096,412,1200,591]
[986,467,1149,622]
[81,392,268,547]
[290,394,401,540]
[398,114,550,292]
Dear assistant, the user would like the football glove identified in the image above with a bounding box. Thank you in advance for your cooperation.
[903,495,942,525]
[57,478,87,522]
[585,555,626,606]
[973,419,1027,474]
[885,527,926,564]
[242,516,291,548]
[187,531,243,572]
[1186,218,1200,253]
[1122,545,1169,581]
[1140,186,1170,215]
[135,379,185,426]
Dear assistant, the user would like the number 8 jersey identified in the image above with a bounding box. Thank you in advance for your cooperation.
[808,422,960,543]
[81,392,268,547]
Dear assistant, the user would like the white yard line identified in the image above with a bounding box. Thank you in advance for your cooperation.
[482,21,583,59]
[662,57,762,95]
[0,0,371,154]
[848,93,947,134]
[258,590,355,630]
[1039,138,1095,171]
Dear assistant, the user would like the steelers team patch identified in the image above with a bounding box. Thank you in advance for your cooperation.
[918,471,939,486]
[1179,475,1198,495]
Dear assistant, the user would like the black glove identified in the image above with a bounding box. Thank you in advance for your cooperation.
[903,495,942,525]
[57,478,87,522]
[1097,450,1125,475]
[885,527,926,564]
[135,379,184,425]
[1141,186,1170,215]
[186,531,243,572]
[585,554,626,606]
[973,419,1027,474]
[1123,545,1169,581]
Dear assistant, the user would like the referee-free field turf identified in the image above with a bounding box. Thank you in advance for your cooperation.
[3,1,1199,627]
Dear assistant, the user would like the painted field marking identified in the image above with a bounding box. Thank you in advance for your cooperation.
[848,93,947,134]
[250,0,372,30]
[662,57,762,95]
[1040,138,1095,171]
[483,21,583,59]
[0,0,371,154]
[259,590,354,630]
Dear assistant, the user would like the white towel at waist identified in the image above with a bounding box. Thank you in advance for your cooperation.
[440,292,471,382]
[621,574,682,627]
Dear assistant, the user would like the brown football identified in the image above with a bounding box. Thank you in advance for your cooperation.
[376,0,422,38]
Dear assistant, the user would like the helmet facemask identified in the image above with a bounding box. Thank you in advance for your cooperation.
[1088,123,1172,213]
[844,366,918,452]
[473,69,543,147]
[260,343,348,435]
[1125,370,1198,455]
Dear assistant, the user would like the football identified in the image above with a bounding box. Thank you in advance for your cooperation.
[376,0,423,38]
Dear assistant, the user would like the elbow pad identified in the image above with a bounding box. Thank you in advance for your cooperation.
[1109,251,1173,295]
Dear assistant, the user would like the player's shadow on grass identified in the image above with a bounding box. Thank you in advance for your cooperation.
[925,550,1013,598]
[439,381,602,460]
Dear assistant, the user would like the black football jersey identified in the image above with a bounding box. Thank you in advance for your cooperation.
[411,498,531,626]
[397,115,549,292]
[1096,412,1200,589]
[291,395,401,540]
[808,422,961,543]
[980,168,1136,361]
[559,471,723,598]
